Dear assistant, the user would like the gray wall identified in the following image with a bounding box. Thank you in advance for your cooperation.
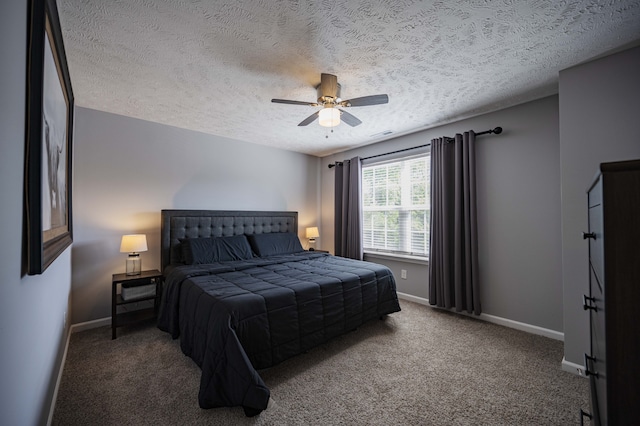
[321,96,564,333]
[72,107,321,324]
[0,1,72,425]
[559,46,640,366]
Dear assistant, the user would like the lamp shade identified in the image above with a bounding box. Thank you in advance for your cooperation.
[318,108,340,127]
[120,234,148,253]
[306,227,320,239]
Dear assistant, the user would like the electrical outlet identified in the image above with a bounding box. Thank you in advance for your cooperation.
[401,269,407,279]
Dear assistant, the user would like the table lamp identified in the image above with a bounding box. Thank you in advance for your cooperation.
[306,227,319,250]
[120,234,147,275]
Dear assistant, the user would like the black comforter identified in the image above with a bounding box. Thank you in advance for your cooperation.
[157,251,400,416]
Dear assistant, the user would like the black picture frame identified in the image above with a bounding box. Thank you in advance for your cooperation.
[25,0,74,275]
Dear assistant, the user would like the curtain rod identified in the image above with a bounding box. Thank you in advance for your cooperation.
[328,127,502,168]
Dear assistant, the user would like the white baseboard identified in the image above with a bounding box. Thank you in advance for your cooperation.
[480,312,564,341]
[47,326,71,426]
[561,357,586,377]
[396,292,431,306]
[396,292,564,341]
[70,316,111,333]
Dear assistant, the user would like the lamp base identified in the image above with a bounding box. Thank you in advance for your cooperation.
[308,239,317,251]
[125,254,141,276]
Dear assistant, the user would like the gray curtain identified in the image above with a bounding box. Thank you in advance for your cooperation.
[334,156,363,260]
[429,132,481,315]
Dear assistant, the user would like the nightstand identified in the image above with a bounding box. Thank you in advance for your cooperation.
[111,269,162,339]
[308,249,329,253]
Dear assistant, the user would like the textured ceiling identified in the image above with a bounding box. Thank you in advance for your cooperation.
[57,0,640,157]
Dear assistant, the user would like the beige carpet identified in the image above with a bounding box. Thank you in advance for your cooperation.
[53,300,588,425]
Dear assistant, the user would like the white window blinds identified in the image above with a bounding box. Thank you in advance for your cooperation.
[362,154,430,258]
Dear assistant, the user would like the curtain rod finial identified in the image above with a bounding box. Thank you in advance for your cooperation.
[493,127,502,134]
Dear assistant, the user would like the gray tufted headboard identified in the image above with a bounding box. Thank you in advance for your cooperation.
[160,210,298,272]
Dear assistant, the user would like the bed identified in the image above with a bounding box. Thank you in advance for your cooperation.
[157,210,401,416]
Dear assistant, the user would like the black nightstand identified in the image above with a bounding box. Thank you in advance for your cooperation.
[111,269,162,339]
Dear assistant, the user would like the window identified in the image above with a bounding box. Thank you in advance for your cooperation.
[362,154,430,258]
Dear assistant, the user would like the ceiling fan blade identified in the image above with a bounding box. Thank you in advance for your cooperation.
[339,109,362,127]
[298,112,319,126]
[340,94,389,107]
[272,99,318,106]
[320,73,339,98]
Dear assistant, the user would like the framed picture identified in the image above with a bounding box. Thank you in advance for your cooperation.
[25,0,74,275]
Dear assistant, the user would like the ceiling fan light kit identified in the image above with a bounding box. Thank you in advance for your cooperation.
[272,73,389,128]
[319,108,341,127]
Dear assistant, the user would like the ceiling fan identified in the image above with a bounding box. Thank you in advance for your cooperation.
[271,73,389,127]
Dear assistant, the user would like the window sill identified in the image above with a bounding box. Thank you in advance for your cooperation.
[364,251,429,266]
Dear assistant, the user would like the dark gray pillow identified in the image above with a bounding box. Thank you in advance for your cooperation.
[247,232,304,257]
[181,235,254,265]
